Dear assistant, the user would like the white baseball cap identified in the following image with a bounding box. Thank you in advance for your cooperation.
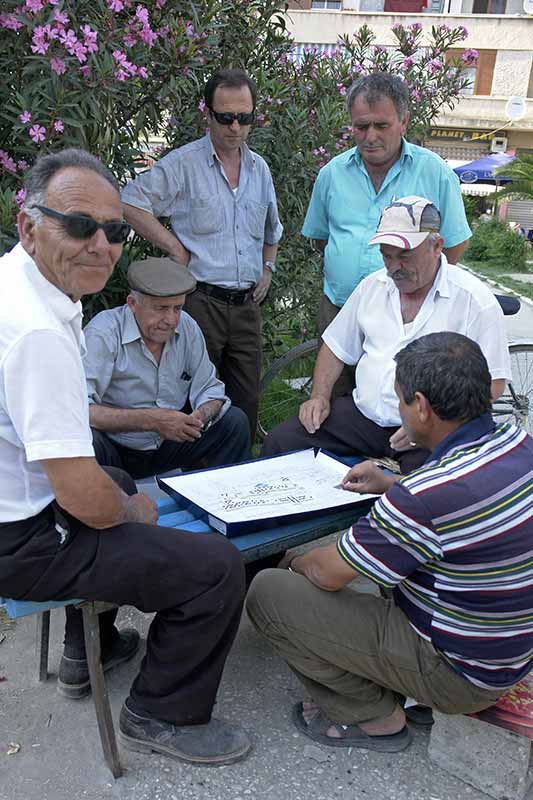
[368,196,441,250]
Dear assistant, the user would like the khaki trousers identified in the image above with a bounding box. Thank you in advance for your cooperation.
[247,569,502,724]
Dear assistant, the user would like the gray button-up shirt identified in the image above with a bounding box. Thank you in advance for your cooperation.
[121,134,283,289]
[83,305,230,451]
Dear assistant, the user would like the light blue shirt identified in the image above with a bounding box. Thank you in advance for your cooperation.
[122,134,283,290]
[302,139,471,307]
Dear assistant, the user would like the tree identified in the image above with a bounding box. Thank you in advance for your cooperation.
[494,154,533,203]
[0,2,477,356]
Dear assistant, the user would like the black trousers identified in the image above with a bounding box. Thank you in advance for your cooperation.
[91,406,251,479]
[0,468,245,726]
[261,396,429,475]
[184,291,262,440]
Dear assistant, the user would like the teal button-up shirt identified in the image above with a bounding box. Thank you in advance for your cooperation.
[302,139,471,307]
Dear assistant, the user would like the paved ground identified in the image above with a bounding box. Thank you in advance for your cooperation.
[1,277,532,800]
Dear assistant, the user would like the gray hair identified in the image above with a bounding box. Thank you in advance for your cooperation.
[346,72,410,120]
[395,332,492,422]
[24,148,120,224]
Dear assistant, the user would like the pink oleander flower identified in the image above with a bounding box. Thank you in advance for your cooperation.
[25,0,45,13]
[115,69,127,81]
[123,33,137,47]
[135,5,149,23]
[108,0,125,10]
[18,160,29,171]
[113,49,127,65]
[392,22,403,31]
[403,57,414,69]
[156,0,166,7]
[136,66,148,78]
[60,28,78,54]
[185,21,194,36]
[81,25,98,53]
[54,9,68,25]
[461,48,479,65]
[29,124,46,143]
[54,119,64,133]
[198,99,206,112]
[31,26,50,55]
[158,26,169,39]
[0,150,18,173]
[428,58,444,73]
[80,65,91,77]
[411,89,421,102]
[15,189,27,207]
[457,25,468,38]
[74,42,88,62]
[409,22,422,31]
[139,26,157,46]
[50,56,66,75]
[0,13,24,30]
[19,111,32,124]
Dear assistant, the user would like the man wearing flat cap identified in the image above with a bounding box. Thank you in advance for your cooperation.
[83,257,251,476]
[262,195,510,480]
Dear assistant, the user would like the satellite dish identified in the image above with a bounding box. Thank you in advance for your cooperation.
[505,96,527,122]
[524,0,533,14]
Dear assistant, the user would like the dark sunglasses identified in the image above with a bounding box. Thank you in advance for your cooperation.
[208,108,255,126]
[32,205,131,244]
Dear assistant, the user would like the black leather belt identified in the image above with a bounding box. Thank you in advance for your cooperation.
[196,281,252,305]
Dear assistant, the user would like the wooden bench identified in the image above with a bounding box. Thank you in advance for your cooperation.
[2,492,372,777]
[428,673,533,800]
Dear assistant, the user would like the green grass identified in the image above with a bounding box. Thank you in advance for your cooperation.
[462,258,533,303]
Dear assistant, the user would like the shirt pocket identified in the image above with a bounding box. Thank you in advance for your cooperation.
[190,198,223,235]
[246,200,268,240]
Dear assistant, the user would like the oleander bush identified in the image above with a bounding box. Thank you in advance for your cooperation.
[0,0,476,357]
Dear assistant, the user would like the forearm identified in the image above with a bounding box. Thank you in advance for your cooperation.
[90,404,164,434]
[289,543,358,591]
[263,242,278,263]
[311,344,344,402]
[42,457,143,529]
[491,378,505,402]
[122,204,187,263]
[443,239,468,265]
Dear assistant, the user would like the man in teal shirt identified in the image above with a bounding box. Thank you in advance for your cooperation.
[303,73,470,393]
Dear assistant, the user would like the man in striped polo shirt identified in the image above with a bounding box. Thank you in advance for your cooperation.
[247,332,533,753]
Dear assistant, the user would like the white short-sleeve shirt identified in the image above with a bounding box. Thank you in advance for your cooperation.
[322,255,511,428]
[0,244,94,522]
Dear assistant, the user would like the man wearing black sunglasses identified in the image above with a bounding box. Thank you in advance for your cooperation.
[122,68,283,440]
[0,148,251,766]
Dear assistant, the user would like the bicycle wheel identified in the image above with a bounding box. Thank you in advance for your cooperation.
[257,339,320,441]
[508,343,533,436]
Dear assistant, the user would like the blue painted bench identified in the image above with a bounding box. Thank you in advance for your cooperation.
[1,485,374,777]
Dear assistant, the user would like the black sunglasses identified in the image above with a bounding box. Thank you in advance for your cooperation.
[32,205,131,245]
[208,108,255,126]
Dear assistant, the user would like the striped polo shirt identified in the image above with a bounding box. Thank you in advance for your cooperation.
[338,415,533,690]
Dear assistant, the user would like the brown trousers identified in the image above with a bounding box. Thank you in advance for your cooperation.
[247,569,503,724]
[184,290,262,439]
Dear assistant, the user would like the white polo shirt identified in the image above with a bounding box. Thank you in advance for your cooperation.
[0,244,94,522]
[322,255,511,428]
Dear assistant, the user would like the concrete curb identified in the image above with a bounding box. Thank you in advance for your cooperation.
[461,264,533,308]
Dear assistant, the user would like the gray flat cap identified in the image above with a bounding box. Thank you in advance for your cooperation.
[127,257,197,297]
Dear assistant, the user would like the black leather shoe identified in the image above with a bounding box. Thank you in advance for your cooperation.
[119,703,252,765]
[58,628,140,699]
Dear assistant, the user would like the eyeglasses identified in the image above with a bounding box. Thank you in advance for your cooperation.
[32,205,131,244]
[208,108,255,126]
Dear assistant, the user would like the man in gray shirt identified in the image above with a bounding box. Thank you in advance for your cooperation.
[121,68,283,439]
[83,258,251,476]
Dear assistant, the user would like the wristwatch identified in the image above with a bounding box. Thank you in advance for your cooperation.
[263,260,276,272]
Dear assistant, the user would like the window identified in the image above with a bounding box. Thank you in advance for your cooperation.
[311,0,342,8]
[472,0,507,12]
[447,49,496,96]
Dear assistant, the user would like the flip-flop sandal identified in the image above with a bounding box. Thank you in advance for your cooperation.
[404,705,434,727]
[292,702,411,753]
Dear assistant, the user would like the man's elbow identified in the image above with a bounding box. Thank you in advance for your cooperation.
[491,378,506,402]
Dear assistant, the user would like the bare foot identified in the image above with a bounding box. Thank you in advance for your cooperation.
[301,700,405,738]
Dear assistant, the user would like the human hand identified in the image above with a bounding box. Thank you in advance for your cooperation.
[341,461,395,495]
[252,266,273,304]
[278,550,299,570]
[299,397,330,434]
[389,426,416,452]
[155,409,204,442]
[126,492,159,525]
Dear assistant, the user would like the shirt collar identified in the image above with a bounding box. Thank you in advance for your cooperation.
[18,243,82,325]
[121,304,181,345]
[349,137,412,168]
[428,413,496,464]
[204,131,255,169]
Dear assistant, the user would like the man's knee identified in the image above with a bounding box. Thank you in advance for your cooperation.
[246,568,293,635]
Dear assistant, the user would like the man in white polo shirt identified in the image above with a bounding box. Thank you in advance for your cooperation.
[262,196,510,474]
[0,148,250,765]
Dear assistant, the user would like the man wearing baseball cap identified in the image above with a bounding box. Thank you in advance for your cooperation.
[262,195,510,480]
[82,257,251,484]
